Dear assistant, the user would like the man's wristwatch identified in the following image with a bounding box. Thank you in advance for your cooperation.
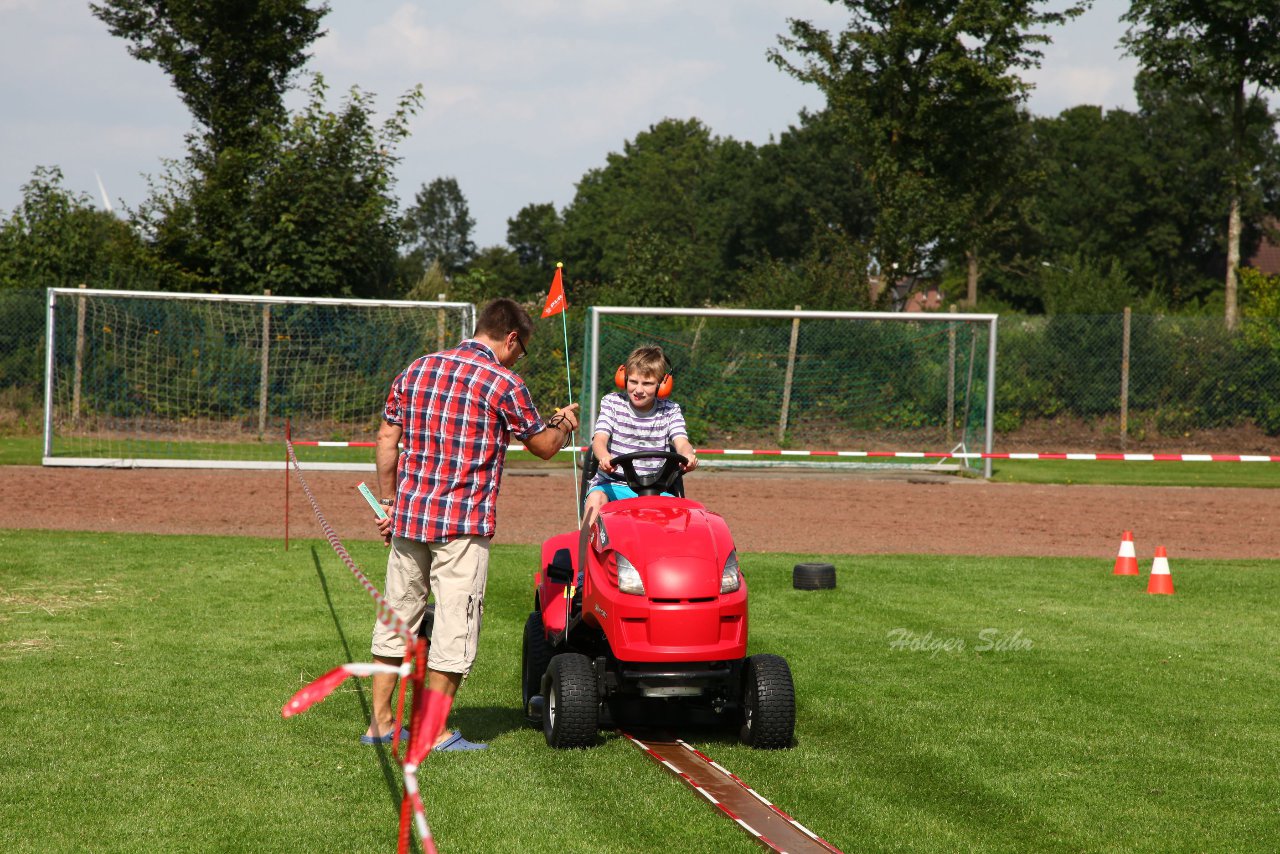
[379,497,393,507]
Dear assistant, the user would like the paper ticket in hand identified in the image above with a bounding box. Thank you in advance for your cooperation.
[356,481,388,520]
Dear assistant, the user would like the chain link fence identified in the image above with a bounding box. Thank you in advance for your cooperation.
[998,313,1280,448]
[0,287,45,433]
[3,286,1278,454]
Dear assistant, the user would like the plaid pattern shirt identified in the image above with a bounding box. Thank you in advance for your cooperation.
[383,339,544,541]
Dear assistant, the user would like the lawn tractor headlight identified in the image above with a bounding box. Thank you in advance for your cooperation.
[720,549,741,593]
[616,553,645,595]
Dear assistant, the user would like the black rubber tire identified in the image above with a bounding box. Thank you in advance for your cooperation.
[739,653,795,750]
[521,611,554,724]
[793,562,836,590]
[543,653,598,749]
[416,603,436,639]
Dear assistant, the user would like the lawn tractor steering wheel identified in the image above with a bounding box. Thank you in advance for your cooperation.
[581,449,687,502]
[609,450,687,497]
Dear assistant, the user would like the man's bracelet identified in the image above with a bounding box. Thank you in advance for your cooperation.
[379,497,393,506]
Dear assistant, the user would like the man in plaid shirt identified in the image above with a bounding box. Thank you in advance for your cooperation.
[364,298,579,750]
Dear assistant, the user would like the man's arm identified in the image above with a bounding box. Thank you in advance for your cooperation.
[523,404,580,460]
[376,419,402,498]
[374,419,402,544]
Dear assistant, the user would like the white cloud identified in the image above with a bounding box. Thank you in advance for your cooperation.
[2,0,1144,244]
[1026,64,1138,115]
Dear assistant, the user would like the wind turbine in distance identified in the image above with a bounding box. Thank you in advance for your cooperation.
[94,171,114,214]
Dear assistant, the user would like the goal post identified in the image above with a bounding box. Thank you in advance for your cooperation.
[583,306,999,477]
[43,288,475,469]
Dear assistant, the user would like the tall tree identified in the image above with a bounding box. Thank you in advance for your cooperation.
[503,202,564,298]
[507,203,562,269]
[402,177,477,276]
[737,109,874,265]
[560,118,755,305]
[0,166,165,291]
[769,0,1087,303]
[94,1,417,296]
[1028,104,1174,305]
[1122,1,1280,328]
[137,77,420,297]
[1016,78,1280,312]
[90,0,328,155]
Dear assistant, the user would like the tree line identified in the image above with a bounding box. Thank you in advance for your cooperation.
[2,0,1279,326]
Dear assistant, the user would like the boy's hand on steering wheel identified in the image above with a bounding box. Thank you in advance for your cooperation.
[598,452,615,474]
[681,453,698,472]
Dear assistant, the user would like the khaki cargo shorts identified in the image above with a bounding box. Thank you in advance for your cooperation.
[371,534,490,675]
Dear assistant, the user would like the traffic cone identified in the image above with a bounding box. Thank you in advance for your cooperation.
[1113,530,1139,575]
[1147,546,1175,595]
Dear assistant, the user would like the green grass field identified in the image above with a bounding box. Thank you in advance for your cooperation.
[987,457,1280,488]
[2,530,1278,853]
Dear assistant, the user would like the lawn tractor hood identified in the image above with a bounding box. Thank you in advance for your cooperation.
[596,497,736,593]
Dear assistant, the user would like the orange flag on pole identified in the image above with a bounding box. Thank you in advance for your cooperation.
[541,262,567,318]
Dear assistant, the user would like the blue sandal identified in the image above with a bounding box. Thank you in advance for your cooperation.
[434,731,487,752]
[360,726,408,746]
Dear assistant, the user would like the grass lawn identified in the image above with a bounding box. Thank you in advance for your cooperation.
[2,530,1278,853]
[988,458,1280,488]
[0,435,41,466]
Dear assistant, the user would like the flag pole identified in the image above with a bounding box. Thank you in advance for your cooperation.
[544,262,581,524]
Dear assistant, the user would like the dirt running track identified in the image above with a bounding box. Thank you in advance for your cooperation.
[0,465,1275,559]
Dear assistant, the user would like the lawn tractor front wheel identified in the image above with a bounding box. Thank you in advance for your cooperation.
[521,611,554,724]
[543,653,598,749]
[739,653,795,750]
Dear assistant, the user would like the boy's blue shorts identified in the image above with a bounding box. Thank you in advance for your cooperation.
[587,482,673,501]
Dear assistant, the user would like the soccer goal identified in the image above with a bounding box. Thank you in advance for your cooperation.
[42,288,475,469]
[582,306,998,476]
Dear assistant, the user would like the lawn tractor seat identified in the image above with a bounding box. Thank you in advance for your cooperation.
[544,547,574,585]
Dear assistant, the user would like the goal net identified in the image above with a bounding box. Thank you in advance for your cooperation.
[43,288,475,469]
[582,307,997,475]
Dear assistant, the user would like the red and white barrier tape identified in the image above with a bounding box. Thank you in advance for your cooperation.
[291,440,1278,462]
[694,450,1280,462]
[284,438,444,854]
[285,439,414,642]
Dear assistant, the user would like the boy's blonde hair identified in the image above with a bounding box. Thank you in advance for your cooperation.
[624,345,668,380]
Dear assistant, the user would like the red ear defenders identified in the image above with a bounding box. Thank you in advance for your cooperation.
[614,364,674,399]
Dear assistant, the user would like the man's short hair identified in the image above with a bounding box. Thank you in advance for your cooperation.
[625,345,668,380]
[475,298,533,342]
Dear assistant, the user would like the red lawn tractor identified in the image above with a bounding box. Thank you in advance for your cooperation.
[521,450,795,749]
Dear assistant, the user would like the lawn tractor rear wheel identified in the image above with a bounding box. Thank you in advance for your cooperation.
[739,654,795,750]
[543,653,598,749]
[521,611,554,724]
[792,562,836,590]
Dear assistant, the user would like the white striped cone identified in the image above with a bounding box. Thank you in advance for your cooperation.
[1113,530,1139,575]
[1147,546,1175,595]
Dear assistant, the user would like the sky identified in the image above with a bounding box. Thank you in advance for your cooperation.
[0,0,1141,248]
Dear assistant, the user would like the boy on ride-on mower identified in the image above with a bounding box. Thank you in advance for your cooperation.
[582,345,698,531]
